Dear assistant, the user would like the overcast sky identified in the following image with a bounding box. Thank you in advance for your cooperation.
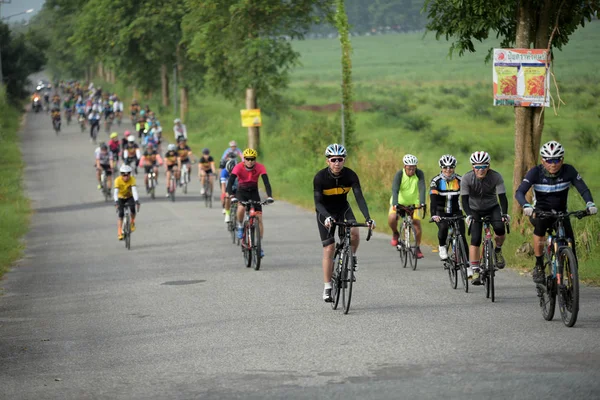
[1,0,45,21]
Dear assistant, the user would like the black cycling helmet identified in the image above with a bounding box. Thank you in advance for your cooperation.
[227,151,237,159]
[177,136,186,143]
[225,159,237,173]
[100,143,108,151]
[202,148,210,155]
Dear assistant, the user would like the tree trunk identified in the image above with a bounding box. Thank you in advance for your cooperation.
[513,0,534,219]
[161,64,169,108]
[176,45,188,122]
[246,87,259,150]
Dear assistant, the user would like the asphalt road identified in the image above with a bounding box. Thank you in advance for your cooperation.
[1,111,600,399]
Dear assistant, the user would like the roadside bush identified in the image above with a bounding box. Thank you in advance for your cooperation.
[574,125,600,150]
[403,113,432,131]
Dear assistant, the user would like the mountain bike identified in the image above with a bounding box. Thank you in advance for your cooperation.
[238,199,270,271]
[228,200,238,245]
[395,204,424,270]
[470,216,510,303]
[146,169,157,200]
[430,215,469,292]
[330,221,373,314]
[534,209,590,327]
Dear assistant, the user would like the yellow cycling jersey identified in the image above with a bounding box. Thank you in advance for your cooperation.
[114,175,137,199]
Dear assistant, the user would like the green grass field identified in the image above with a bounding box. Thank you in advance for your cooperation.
[109,20,600,283]
[0,91,31,281]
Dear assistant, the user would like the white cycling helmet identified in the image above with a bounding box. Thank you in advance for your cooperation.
[403,154,418,166]
[325,143,347,158]
[167,144,176,151]
[174,118,181,124]
[439,154,457,168]
[540,141,564,159]
[470,151,490,165]
[127,135,135,142]
[225,159,237,173]
[119,164,133,174]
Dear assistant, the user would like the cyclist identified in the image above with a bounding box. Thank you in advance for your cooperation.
[130,99,140,123]
[226,148,274,255]
[164,143,179,196]
[221,157,238,222]
[76,99,86,126]
[123,136,141,174]
[88,108,101,141]
[63,96,74,122]
[95,143,114,190]
[198,148,216,195]
[113,165,140,240]
[108,132,121,164]
[139,142,164,192]
[102,98,114,130]
[50,105,61,131]
[136,115,149,139]
[461,151,509,285]
[219,140,244,168]
[430,155,468,262]
[389,154,426,259]
[173,118,187,141]
[313,143,375,303]
[176,137,194,185]
[113,96,123,123]
[121,131,132,158]
[515,141,597,284]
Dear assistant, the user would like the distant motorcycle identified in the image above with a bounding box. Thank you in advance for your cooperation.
[32,97,42,113]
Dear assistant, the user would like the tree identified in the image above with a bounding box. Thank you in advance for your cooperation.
[424,0,600,218]
[183,0,334,149]
[335,0,355,150]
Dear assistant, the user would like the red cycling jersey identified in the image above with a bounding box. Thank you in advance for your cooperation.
[231,162,267,190]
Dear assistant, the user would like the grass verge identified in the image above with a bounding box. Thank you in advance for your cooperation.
[0,90,31,281]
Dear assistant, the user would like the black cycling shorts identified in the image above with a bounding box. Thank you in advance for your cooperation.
[117,197,136,219]
[469,205,505,247]
[316,206,356,247]
[99,164,112,176]
[144,165,157,173]
[167,164,178,171]
[236,188,262,212]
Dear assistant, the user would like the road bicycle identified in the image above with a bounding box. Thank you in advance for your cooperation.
[52,118,61,135]
[330,221,373,314]
[202,175,213,208]
[90,120,100,143]
[119,205,137,250]
[180,163,191,194]
[227,200,239,245]
[534,209,590,327]
[65,108,72,125]
[167,171,177,202]
[430,215,469,292]
[395,204,424,270]
[238,199,271,271]
[99,168,111,202]
[146,169,157,200]
[78,114,86,132]
[470,216,510,303]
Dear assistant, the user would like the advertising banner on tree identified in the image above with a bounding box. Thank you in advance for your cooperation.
[493,49,550,107]
[240,109,262,127]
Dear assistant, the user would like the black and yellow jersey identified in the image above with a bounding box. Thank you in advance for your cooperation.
[177,145,192,161]
[164,150,178,166]
[313,166,370,219]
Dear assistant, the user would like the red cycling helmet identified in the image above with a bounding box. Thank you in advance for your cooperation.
[124,130,131,137]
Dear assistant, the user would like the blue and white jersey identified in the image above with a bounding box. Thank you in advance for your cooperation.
[515,164,593,211]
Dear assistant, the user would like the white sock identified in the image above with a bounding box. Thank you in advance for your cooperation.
[324,282,332,290]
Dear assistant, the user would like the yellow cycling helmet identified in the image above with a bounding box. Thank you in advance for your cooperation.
[110,132,118,139]
[243,148,258,158]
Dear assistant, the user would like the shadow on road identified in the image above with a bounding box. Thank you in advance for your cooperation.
[35,201,112,214]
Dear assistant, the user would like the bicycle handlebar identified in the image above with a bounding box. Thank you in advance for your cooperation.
[428,215,466,223]
[467,215,511,235]
[236,199,271,206]
[331,221,373,241]
[534,209,590,220]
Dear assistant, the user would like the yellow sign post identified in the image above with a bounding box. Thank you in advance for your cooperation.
[240,109,262,127]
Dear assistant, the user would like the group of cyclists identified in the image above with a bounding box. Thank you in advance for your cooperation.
[314,141,596,302]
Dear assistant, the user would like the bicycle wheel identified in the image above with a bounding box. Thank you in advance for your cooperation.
[208,185,213,208]
[446,240,457,289]
[169,178,176,202]
[123,214,130,250]
[483,241,493,300]
[252,220,262,271]
[539,261,556,321]
[204,181,210,208]
[342,249,354,314]
[407,225,418,270]
[456,237,469,293]
[558,247,579,327]
[331,249,342,310]
[242,222,252,268]
[398,241,408,268]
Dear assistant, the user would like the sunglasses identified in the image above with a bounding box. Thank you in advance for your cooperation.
[543,158,562,164]
[474,165,489,170]
[121,173,131,176]
[442,166,455,170]
[245,157,256,162]
[328,157,345,163]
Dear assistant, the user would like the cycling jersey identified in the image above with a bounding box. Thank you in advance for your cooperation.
[164,150,178,166]
[515,164,593,212]
[123,143,141,160]
[430,174,462,215]
[108,139,120,156]
[95,148,112,166]
[140,150,161,166]
[113,175,138,200]
[174,124,187,140]
[198,155,214,172]
[177,145,192,162]
[313,167,370,219]
[461,169,507,212]
[390,169,426,206]
[229,162,269,192]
